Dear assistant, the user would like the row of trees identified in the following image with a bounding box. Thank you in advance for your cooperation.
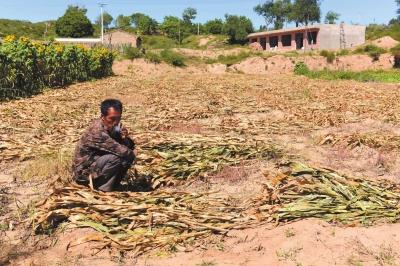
[110,9,253,43]
[253,0,338,30]
[55,6,254,43]
[58,1,400,44]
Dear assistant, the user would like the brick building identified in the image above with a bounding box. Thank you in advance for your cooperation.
[248,23,366,51]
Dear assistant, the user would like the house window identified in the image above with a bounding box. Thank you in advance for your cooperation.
[282,34,292,47]
[251,38,257,43]
[269,36,278,48]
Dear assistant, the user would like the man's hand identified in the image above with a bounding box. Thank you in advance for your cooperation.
[121,127,129,139]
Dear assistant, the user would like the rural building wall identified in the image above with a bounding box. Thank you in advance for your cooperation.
[248,24,365,51]
[318,24,366,50]
[104,30,140,48]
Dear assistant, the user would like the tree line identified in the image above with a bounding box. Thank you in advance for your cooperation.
[54,1,400,44]
[55,6,253,44]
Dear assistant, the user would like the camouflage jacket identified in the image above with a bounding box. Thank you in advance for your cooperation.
[72,118,135,182]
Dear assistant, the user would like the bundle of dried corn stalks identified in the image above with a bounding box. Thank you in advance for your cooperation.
[33,183,254,256]
[253,162,400,225]
[137,135,280,188]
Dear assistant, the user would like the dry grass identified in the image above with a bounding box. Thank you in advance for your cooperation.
[16,149,73,182]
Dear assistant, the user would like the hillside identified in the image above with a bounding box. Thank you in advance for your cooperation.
[0,18,102,40]
[0,19,57,39]
[366,22,400,41]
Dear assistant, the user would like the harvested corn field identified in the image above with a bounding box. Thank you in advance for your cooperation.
[2,60,400,265]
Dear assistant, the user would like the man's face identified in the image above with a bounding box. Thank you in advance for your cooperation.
[102,107,122,130]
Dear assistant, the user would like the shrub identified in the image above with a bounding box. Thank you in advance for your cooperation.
[141,35,177,49]
[144,51,162,64]
[0,36,114,100]
[207,51,255,66]
[320,50,336,63]
[122,46,143,60]
[336,49,350,56]
[160,49,185,67]
[294,61,310,75]
[391,44,400,68]
[354,44,386,61]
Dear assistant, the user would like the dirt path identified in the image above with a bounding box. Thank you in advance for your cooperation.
[2,60,400,265]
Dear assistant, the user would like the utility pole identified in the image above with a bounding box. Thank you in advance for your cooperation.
[98,3,107,44]
[197,23,200,35]
[178,23,181,45]
[43,22,49,39]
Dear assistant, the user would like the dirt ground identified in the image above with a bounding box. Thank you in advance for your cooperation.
[224,53,395,75]
[1,59,400,266]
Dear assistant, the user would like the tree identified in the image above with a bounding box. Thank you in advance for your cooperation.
[204,19,224,34]
[397,0,400,19]
[131,13,158,34]
[254,0,292,30]
[160,16,189,43]
[254,1,275,29]
[55,5,94,37]
[182,7,197,24]
[389,18,400,25]
[291,0,321,26]
[95,11,113,29]
[115,15,131,29]
[325,11,340,24]
[223,14,254,44]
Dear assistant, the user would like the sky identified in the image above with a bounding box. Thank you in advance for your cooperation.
[0,0,398,28]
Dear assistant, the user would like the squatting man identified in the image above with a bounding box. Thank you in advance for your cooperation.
[72,99,137,191]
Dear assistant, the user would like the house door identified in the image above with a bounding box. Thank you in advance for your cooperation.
[260,37,267,50]
[295,33,303,49]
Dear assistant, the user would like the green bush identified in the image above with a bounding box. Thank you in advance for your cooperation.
[294,61,310,75]
[320,50,336,63]
[160,49,185,67]
[122,46,143,60]
[205,51,261,66]
[144,51,162,64]
[354,44,386,61]
[366,23,400,42]
[336,49,350,56]
[141,35,177,49]
[391,44,400,68]
[0,36,114,100]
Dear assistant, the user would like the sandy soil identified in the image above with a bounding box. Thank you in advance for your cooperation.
[2,60,400,265]
[371,36,399,49]
[219,53,395,75]
[174,48,249,59]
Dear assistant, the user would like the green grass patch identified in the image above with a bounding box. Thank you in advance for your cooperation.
[205,51,261,66]
[320,50,336,63]
[294,62,400,83]
[141,35,178,50]
[144,51,162,64]
[122,45,143,60]
[353,44,387,61]
[160,49,186,67]
[367,23,400,42]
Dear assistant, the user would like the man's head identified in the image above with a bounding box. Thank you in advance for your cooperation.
[100,99,123,130]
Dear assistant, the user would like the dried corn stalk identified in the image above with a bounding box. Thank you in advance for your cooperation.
[136,136,280,188]
[253,162,400,225]
[33,184,254,256]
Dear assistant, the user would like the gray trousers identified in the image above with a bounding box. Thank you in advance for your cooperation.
[93,154,134,192]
